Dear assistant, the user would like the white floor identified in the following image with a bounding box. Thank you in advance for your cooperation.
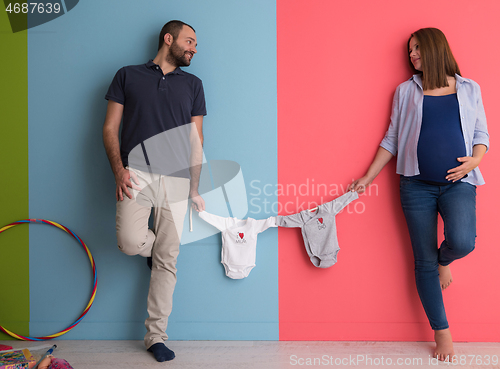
[1,340,499,369]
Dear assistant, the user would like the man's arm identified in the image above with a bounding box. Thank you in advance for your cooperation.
[189,115,205,211]
[102,100,140,201]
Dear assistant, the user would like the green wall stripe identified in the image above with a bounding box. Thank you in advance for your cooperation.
[0,9,29,340]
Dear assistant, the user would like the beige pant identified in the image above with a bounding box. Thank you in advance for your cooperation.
[116,167,190,349]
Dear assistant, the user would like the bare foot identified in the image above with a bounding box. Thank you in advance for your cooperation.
[438,264,453,290]
[434,329,455,361]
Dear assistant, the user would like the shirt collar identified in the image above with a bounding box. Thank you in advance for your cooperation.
[454,74,468,86]
[410,74,423,89]
[146,60,186,75]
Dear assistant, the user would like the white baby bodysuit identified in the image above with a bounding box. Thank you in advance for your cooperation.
[199,211,277,279]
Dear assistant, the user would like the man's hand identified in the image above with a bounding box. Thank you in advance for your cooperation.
[190,190,205,212]
[115,168,141,201]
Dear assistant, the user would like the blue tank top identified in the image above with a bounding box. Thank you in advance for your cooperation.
[414,93,466,184]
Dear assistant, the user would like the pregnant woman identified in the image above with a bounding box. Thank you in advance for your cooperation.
[349,27,489,361]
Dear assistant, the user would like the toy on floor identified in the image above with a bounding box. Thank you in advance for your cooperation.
[37,355,74,369]
[0,348,35,367]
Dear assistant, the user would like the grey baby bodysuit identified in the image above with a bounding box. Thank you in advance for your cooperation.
[277,191,358,268]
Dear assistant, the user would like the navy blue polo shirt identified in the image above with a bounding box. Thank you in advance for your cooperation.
[105,60,207,178]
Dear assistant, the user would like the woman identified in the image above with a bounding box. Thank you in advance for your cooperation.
[349,28,489,361]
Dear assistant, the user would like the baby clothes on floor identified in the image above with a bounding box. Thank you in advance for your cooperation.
[198,211,277,279]
[277,191,358,268]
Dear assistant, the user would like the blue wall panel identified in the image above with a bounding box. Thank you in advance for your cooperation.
[29,0,277,340]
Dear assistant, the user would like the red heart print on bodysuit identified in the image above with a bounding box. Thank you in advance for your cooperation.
[239,233,244,239]
[318,218,323,224]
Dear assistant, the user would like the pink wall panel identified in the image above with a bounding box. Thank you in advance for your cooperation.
[277,0,500,341]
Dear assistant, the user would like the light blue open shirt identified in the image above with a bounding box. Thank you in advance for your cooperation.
[380,74,489,186]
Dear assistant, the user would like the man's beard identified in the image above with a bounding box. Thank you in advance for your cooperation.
[167,40,191,67]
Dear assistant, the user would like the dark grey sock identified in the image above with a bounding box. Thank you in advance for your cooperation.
[147,342,175,362]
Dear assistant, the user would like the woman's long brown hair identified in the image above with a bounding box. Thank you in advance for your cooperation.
[408,28,461,90]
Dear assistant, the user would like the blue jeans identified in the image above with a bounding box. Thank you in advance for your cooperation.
[399,177,476,330]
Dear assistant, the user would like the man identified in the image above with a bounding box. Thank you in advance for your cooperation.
[103,20,206,362]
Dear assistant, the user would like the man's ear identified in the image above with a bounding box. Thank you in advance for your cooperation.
[163,33,173,47]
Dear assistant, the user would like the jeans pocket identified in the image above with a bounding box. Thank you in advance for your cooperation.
[399,176,412,188]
